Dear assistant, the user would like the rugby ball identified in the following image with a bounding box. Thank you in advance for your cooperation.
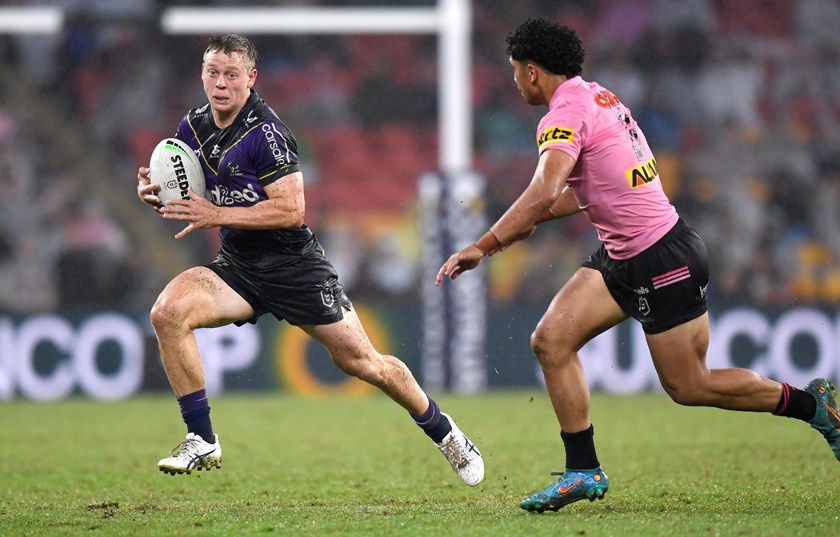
[149,138,206,203]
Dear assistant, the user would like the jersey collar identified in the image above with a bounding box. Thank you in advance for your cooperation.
[549,75,583,109]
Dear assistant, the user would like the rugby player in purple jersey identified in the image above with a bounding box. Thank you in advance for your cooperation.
[136,34,483,485]
[436,17,840,512]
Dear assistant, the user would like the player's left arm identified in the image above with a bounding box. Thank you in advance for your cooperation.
[539,183,581,221]
[436,149,576,283]
[161,171,305,239]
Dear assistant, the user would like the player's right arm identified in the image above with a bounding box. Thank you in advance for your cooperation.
[493,177,582,253]
[484,149,576,248]
[436,149,576,284]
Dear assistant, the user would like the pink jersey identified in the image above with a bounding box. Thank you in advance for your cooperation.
[537,77,678,259]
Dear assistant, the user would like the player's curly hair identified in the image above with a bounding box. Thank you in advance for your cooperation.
[205,34,258,71]
[505,18,585,78]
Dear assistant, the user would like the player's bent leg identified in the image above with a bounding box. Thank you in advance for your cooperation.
[158,433,222,475]
[649,317,840,461]
[304,309,484,485]
[530,267,627,432]
[303,308,428,412]
[523,268,622,510]
[151,267,255,396]
[151,267,253,475]
[520,467,609,513]
[646,314,782,411]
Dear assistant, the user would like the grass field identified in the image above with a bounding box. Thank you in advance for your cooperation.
[1,391,838,536]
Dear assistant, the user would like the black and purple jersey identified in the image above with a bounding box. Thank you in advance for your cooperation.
[175,90,316,268]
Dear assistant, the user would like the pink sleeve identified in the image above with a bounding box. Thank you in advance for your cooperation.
[536,103,585,161]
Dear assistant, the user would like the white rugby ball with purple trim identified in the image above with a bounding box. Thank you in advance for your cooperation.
[149,138,206,203]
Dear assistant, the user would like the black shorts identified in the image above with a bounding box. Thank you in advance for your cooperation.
[205,241,353,327]
[582,219,709,334]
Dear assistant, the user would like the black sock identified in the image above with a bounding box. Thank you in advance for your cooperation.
[773,383,817,422]
[177,389,215,444]
[411,396,452,443]
[561,424,600,470]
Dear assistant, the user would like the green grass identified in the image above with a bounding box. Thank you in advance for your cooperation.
[0,391,837,536]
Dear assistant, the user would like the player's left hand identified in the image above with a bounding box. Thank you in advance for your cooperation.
[435,245,485,285]
[160,187,220,239]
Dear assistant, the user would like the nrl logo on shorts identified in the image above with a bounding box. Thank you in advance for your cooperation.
[321,288,335,307]
[638,297,651,316]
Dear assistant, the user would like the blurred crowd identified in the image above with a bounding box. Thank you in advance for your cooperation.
[2,0,840,315]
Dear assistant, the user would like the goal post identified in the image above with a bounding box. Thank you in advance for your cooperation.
[160,0,473,174]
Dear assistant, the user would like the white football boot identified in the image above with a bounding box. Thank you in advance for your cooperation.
[158,433,222,475]
[436,413,484,486]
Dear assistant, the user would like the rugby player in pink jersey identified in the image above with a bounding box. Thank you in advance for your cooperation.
[436,17,840,512]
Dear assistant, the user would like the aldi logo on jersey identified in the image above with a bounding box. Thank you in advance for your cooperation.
[537,126,575,150]
[625,156,659,188]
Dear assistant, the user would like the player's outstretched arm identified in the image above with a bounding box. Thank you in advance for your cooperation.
[436,150,576,285]
[487,149,576,243]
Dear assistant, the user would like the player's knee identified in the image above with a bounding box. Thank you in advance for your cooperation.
[332,352,380,384]
[149,293,188,336]
[530,330,546,359]
[530,324,573,367]
[149,299,170,334]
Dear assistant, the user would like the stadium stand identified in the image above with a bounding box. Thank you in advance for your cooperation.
[3,0,840,310]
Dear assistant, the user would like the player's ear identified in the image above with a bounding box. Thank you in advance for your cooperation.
[527,63,539,84]
[248,68,258,87]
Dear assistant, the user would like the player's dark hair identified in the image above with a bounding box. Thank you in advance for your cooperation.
[205,34,258,70]
[505,17,585,78]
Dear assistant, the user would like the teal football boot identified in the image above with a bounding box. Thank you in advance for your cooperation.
[804,378,840,461]
[520,467,608,513]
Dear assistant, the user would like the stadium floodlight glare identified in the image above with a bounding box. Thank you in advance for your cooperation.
[0,6,63,34]
[160,0,472,174]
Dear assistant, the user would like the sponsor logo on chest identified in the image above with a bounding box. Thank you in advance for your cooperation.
[625,156,658,188]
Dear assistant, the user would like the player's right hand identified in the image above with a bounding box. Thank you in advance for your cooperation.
[137,167,163,212]
[435,245,485,286]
